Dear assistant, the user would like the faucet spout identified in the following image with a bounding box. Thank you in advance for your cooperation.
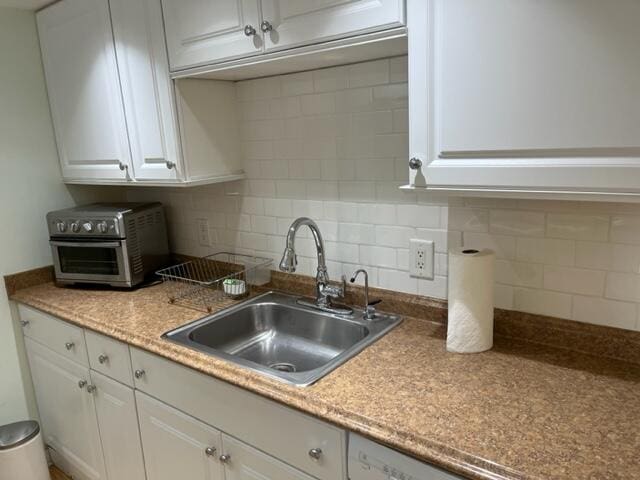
[279,217,352,315]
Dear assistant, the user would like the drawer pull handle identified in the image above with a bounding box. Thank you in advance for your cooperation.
[98,354,109,364]
[308,448,323,461]
[409,157,422,170]
[134,369,146,379]
[86,384,97,394]
[20,320,29,327]
[78,380,87,389]
[243,24,256,37]
[205,447,216,457]
[65,342,75,351]
[219,454,231,464]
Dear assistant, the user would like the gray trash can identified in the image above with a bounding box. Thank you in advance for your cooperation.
[0,420,50,480]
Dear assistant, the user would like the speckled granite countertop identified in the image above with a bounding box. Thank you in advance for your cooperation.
[10,281,640,480]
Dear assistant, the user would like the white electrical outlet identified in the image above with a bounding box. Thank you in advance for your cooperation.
[196,218,210,246]
[409,239,434,279]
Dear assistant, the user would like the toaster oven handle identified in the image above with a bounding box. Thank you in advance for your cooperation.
[50,240,122,248]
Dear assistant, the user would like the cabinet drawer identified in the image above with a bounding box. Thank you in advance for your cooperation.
[85,330,133,386]
[18,304,88,367]
[131,347,346,480]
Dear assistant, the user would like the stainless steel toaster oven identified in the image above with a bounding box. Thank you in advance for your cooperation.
[46,203,170,287]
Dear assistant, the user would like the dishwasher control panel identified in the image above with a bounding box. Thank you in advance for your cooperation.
[348,434,463,480]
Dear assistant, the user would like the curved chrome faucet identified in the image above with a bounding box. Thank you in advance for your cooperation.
[279,217,352,315]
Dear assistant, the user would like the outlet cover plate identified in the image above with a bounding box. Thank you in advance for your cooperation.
[197,218,210,246]
[409,239,434,279]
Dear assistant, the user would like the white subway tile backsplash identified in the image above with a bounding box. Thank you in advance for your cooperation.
[495,260,543,288]
[610,215,640,244]
[605,272,640,302]
[347,59,389,87]
[490,210,545,237]
[546,213,609,241]
[513,288,573,319]
[463,232,516,259]
[449,208,489,232]
[572,296,637,330]
[516,238,575,266]
[140,58,640,332]
[543,266,606,296]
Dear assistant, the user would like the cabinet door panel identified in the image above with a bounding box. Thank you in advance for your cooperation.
[222,434,316,480]
[25,338,106,480]
[137,391,224,480]
[36,0,131,181]
[162,0,262,70]
[261,0,405,52]
[91,371,146,480]
[111,0,182,182]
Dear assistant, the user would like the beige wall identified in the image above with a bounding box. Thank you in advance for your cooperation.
[0,7,120,424]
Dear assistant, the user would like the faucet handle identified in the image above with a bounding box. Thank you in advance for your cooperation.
[321,275,347,299]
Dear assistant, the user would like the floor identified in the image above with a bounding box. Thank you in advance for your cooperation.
[49,466,70,480]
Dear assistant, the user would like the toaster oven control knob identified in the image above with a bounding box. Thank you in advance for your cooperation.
[82,221,94,233]
[97,221,108,234]
[70,222,80,233]
[55,221,67,233]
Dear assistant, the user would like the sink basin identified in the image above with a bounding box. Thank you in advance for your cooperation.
[163,291,402,386]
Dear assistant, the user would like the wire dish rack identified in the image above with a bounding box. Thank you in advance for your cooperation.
[156,252,272,313]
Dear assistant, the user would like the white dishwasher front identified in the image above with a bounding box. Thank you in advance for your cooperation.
[348,434,463,480]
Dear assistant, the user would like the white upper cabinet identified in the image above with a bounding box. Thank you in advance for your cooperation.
[37,0,244,186]
[37,0,131,181]
[261,0,405,52]
[162,0,406,76]
[162,0,262,71]
[407,0,640,198]
[110,0,182,182]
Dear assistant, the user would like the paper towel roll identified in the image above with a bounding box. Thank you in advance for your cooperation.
[447,248,495,353]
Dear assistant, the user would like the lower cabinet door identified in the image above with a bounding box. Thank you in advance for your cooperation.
[90,370,146,479]
[136,391,224,480]
[222,434,316,480]
[25,338,107,480]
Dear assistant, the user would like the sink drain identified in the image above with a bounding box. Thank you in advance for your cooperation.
[269,362,297,373]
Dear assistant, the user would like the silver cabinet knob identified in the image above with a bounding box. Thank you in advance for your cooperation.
[243,24,256,36]
[19,320,29,327]
[78,380,87,389]
[308,448,323,461]
[219,454,231,464]
[165,161,175,170]
[98,354,109,364]
[118,161,128,172]
[86,384,97,394]
[65,342,75,351]
[260,20,273,33]
[205,447,216,457]
[134,369,145,379]
[409,157,422,170]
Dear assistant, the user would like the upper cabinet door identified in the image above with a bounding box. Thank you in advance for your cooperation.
[110,0,182,182]
[261,0,405,52]
[37,0,132,181]
[409,0,640,196]
[162,0,262,71]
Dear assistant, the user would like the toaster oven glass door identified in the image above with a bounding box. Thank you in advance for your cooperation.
[50,240,130,284]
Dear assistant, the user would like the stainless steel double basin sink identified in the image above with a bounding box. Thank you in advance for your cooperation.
[163,291,402,386]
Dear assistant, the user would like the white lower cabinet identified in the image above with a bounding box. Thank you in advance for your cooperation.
[20,307,348,480]
[137,391,224,480]
[25,337,107,480]
[91,371,147,480]
[222,434,315,480]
